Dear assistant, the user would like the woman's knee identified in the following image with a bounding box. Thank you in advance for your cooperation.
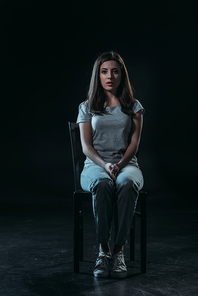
[90,178,114,194]
[117,165,144,191]
[117,178,139,194]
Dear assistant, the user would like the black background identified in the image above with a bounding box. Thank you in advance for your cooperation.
[1,0,197,203]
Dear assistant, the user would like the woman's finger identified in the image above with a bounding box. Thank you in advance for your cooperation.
[109,170,116,181]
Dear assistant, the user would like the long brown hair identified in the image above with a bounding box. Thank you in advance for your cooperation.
[87,51,135,115]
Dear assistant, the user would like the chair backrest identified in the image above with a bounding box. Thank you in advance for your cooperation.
[68,122,85,191]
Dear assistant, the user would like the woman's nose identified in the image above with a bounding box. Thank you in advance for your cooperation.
[108,71,112,78]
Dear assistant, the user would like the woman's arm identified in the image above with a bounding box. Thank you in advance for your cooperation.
[116,110,143,171]
[79,122,117,180]
[79,122,106,168]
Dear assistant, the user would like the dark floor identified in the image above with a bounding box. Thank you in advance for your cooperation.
[0,189,198,296]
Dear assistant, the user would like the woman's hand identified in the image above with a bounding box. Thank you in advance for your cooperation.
[104,163,114,180]
[110,164,120,180]
[104,163,120,181]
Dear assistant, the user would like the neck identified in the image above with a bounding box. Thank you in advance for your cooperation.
[104,90,119,107]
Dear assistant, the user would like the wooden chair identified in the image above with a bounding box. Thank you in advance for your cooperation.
[68,122,147,274]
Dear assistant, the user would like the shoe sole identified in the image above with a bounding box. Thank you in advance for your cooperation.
[110,271,127,279]
[93,272,109,278]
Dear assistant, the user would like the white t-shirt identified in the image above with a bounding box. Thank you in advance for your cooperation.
[76,99,144,167]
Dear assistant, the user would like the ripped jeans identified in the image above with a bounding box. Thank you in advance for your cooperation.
[80,163,144,246]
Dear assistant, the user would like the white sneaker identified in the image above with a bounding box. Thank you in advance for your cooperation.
[93,252,111,278]
[110,251,127,279]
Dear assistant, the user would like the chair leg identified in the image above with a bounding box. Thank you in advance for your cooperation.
[140,191,147,274]
[130,216,136,261]
[73,192,81,273]
[79,210,83,261]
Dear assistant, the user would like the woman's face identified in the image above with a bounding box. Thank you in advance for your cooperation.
[99,60,122,95]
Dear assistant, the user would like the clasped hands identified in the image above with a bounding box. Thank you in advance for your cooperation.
[104,163,120,181]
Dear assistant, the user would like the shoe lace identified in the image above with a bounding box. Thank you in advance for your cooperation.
[113,252,126,270]
[117,252,124,264]
[96,253,109,269]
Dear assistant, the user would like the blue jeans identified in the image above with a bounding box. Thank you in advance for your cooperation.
[81,163,144,246]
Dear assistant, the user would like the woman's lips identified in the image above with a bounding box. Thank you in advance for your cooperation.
[106,82,113,85]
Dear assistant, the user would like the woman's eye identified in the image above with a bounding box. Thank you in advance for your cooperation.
[101,70,119,74]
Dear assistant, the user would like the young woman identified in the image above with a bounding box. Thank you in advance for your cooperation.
[76,51,144,278]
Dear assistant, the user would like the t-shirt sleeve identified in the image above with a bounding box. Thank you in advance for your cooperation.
[133,99,145,114]
[76,101,92,123]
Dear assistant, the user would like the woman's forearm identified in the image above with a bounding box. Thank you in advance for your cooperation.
[79,122,107,169]
[83,145,118,180]
[116,141,138,170]
[82,144,107,169]
[117,111,143,170]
